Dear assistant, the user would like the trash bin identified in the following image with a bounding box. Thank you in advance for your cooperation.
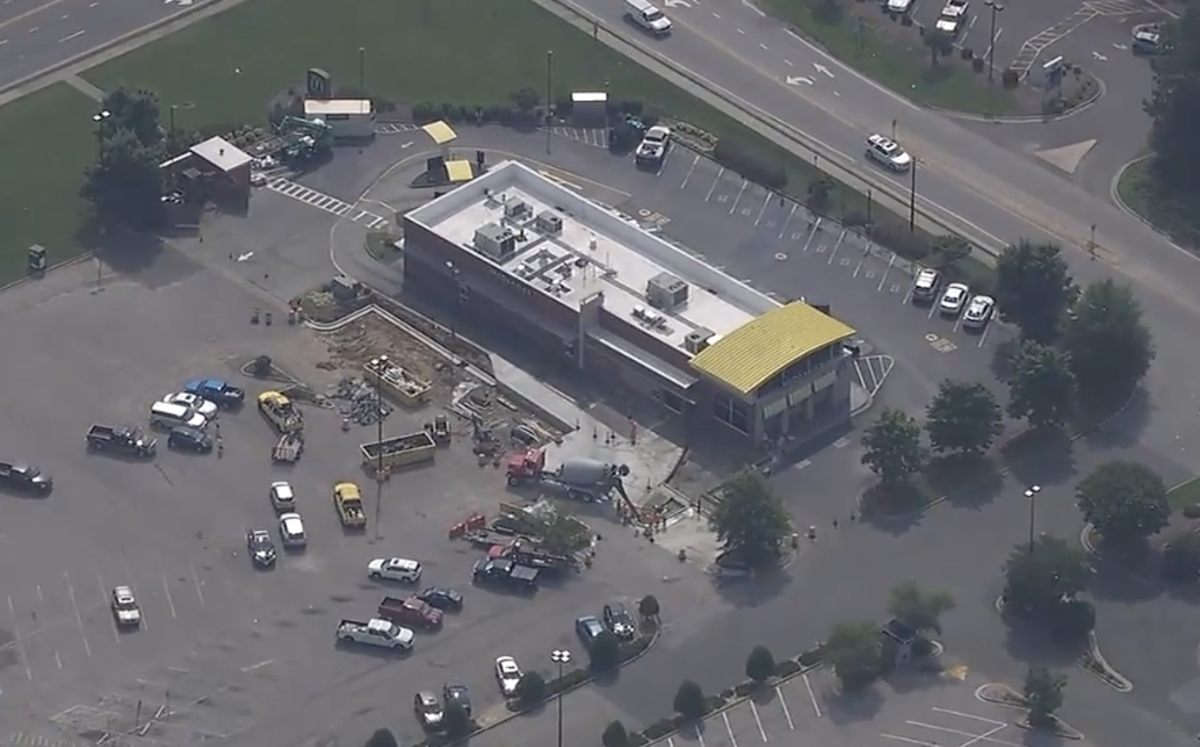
[27,244,46,273]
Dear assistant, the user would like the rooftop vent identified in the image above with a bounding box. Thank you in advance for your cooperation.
[504,198,531,220]
[534,210,563,236]
[472,222,517,262]
[684,327,715,354]
[646,271,689,311]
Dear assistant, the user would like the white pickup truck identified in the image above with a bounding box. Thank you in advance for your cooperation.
[336,618,415,651]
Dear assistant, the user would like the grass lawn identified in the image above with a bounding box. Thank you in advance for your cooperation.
[758,0,1023,116]
[1117,157,1200,251]
[1168,476,1200,513]
[0,83,98,283]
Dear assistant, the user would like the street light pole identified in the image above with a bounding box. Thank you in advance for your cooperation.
[371,354,388,541]
[984,0,1004,119]
[92,109,111,148]
[908,159,918,232]
[545,50,554,155]
[1024,484,1042,552]
[359,47,366,95]
[551,650,571,747]
[445,260,461,342]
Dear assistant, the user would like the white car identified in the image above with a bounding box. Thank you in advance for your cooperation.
[912,268,941,302]
[939,283,970,316]
[279,512,307,547]
[270,481,296,511]
[111,585,142,627]
[161,392,219,420]
[635,125,671,165]
[495,655,523,696]
[367,557,423,583]
[963,294,996,328]
[866,134,912,172]
[936,0,969,34]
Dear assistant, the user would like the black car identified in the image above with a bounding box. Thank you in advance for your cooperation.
[602,601,637,640]
[0,461,52,493]
[246,529,277,567]
[575,615,606,649]
[442,682,472,716]
[168,426,213,453]
[417,587,463,611]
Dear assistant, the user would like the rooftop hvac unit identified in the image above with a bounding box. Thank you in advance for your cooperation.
[473,222,518,261]
[504,199,531,220]
[684,328,715,354]
[646,271,689,311]
[534,210,563,236]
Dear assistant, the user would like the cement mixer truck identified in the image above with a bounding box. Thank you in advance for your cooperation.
[505,447,631,505]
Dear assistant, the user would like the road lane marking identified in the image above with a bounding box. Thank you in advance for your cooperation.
[679,154,699,189]
[722,711,739,747]
[905,721,1019,746]
[853,254,864,277]
[36,585,43,603]
[59,29,85,42]
[882,734,936,747]
[826,228,846,264]
[778,203,796,238]
[783,58,793,66]
[55,650,62,669]
[753,192,770,225]
[802,673,822,717]
[0,39,7,45]
[759,42,768,50]
[776,685,795,729]
[927,298,938,319]
[729,180,748,214]
[749,699,768,741]
[241,659,274,673]
[27,26,36,32]
[703,168,723,202]
[930,708,1007,727]
[878,253,894,291]
[161,574,177,619]
[189,561,205,606]
[953,314,963,333]
[8,596,32,680]
[65,572,91,658]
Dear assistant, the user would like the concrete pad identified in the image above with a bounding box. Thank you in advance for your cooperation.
[1034,139,1098,174]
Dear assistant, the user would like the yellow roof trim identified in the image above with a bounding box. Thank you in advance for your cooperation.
[689,302,856,395]
[421,120,457,145]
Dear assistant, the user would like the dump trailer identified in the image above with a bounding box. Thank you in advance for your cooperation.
[86,424,157,457]
[272,431,304,463]
[258,391,303,433]
[360,431,437,471]
[488,538,578,572]
[506,448,631,502]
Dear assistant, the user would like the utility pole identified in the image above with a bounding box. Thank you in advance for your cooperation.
[545,50,554,155]
[866,187,873,228]
[359,47,366,95]
[371,355,388,541]
[908,160,918,232]
[984,0,1004,119]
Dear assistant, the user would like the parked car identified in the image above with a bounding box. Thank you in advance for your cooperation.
[416,586,463,611]
[603,601,637,640]
[442,682,472,716]
[168,426,213,453]
[911,268,941,303]
[494,656,523,696]
[368,557,423,583]
[414,691,444,731]
[575,615,606,649]
[963,294,996,329]
[0,461,52,493]
[162,392,219,420]
[183,379,245,408]
[111,585,141,628]
[279,512,307,548]
[247,529,277,567]
[270,481,296,512]
[938,282,970,316]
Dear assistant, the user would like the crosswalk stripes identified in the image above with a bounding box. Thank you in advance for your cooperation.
[265,178,390,229]
[2,732,86,747]
[375,122,421,135]
[543,126,607,149]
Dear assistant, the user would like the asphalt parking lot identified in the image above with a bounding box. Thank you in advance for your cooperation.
[0,251,724,747]
[618,144,1011,412]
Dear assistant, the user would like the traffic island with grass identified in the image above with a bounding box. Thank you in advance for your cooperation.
[757,0,1098,117]
[1116,157,1200,250]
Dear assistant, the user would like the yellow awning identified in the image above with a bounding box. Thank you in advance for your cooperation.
[690,302,856,395]
[445,160,474,182]
[422,120,457,145]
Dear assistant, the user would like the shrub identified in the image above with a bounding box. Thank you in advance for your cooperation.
[1001,68,1020,89]
[643,719,677,740]
[638,595,660,620]
[516,671,547,706]
[870,224,932,263]
[733,681,756,697]
[443,701,471,738]
[510,87,540,112]
[364,729,398,747]
[619,635,651,661]
[972,57,985,73]
[960,47,974,60]
[251,355,273,378]
[629,733,650,747]
[674,680,708,721]
[590,633,622,672]
[602,720,630,747]
[774,659,802,677]
[548,667,591,695]
[704,695,725,713]
[712,138,787,191]
[798,645,826,667]
[746,645,776,683]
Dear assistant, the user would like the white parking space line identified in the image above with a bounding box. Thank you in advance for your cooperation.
[882,734,936,747]
[826,229,846,265]
[952,314,963,333]
[680,154,700,189]
[694,722,707,747]
[800,225,818,252]
[704,168,724,202]
[64,572,91,658]
[801,673,822,717]
[189,561,206,606]
[930,708,1006,727]
[666,738,675,747]
[729,180,748,214]
[977,326,991,348]
[722,711,739,747]
[776,685,795,729]
[878,253,895,291]
[161,573,177,619]
[8,596,32,680]
[778,203,796,239]
[97,571,122,640]
[749,700,768,741]
[753,193,771,226]
[927,299,938,319]
[961,726,1009,747]
[905,721,1020,747]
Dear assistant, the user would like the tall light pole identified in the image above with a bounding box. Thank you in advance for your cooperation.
[371,354,388,541]
[551,649,571,747]
[92,109,111,148]
[1024,484,1042,552]
[984,0,1004,119]
[545,50,554,155]
[445,260,461,342]
[358,47,367,96]
[907,159,918,232]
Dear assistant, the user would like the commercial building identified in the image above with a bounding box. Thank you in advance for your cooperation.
[402,161,856,445]
[303,99,376,139]
[159,135,253,220]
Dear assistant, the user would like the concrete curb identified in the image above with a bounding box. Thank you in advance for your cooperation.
[0,252,96,294]
[932,73,1106,126]
[974,683,1084,739]
[1107,155,1186,247]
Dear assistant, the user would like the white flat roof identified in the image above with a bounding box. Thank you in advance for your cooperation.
[190,136,251,172]
[304,99,373,117]
[407,161,778,358]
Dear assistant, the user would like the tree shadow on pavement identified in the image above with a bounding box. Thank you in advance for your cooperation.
[928,454,1005,510]
[1087,537,1163,605]
[1000,613,1088,670]
[1076,387,1151,451]
[860,482,927,535]
[95,228,166,277]
[990,339,1020,382]
[712,564,793,607]
[1000,428,1077,489]
[821,685,884,725]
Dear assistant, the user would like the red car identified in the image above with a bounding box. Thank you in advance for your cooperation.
[377,596,443,630]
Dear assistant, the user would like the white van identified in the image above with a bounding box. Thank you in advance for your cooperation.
[625,0,672,36]
[149,401,208,431]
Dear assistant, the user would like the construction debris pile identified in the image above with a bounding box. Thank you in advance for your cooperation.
[450,382,561,456]
[327,376,394,426]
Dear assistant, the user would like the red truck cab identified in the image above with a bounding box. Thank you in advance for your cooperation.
[377,596,443,629]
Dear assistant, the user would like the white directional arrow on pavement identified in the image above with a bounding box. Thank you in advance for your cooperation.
[1112,42,1128,50]
[786,76,815,86]
[663,0,691,7]
[813,63,834,78]
[1092,50,1108,61]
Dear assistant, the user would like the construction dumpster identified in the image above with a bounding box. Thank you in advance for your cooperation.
[360,431,437,471]
[363,359,431,408]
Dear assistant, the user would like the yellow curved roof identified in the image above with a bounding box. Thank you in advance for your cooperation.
[689,302,855,395]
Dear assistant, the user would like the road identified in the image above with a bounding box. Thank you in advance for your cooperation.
[0,0,192,90]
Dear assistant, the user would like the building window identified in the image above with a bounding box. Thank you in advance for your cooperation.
[713,392,750,435]
[660,390,686,414]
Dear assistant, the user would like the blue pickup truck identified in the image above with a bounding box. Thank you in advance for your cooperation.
[184,379,246,408]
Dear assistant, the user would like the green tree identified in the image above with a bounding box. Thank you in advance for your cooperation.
[1145,4,1200,194]
[364,729,398,747]
[443,700,471,738]
[602,720,630,747]
[1006,341,1077,429]
[745,645,776,683]
[1076,461,1169,545]
[673,680,707,721]
[81,128,166,231]
[638,594,660,620]
[709,470,791,569]
[887,581,956,636]
[99,86,165,149]
[1023,666,1066,729]
[1002,535,1090,615]
[925,380,1003,456]
[515,671,547,706]
[925,29,955,67]
[862,408,927,485]
[1062,279,1155,403]
[1162,531,1200,582]
[929,234,973,268]
[994,240,1078,342]
[589,633,622,672]
[825,621,883,691]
